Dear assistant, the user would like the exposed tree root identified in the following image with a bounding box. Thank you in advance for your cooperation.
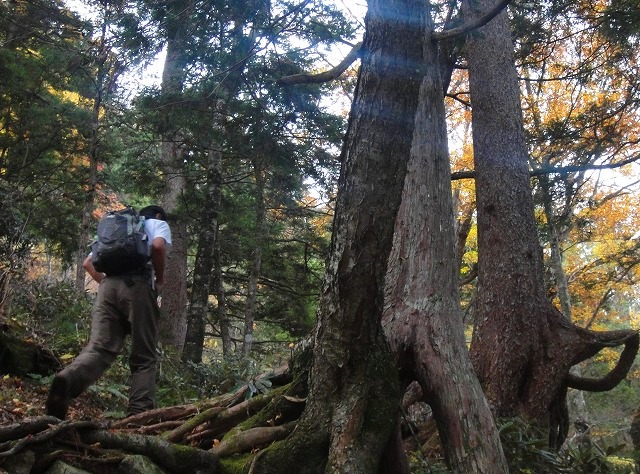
[211,422,295,457]
[567,331,639,391]
[0,366,295,473]
[81,428,219,473]
[0,419,100,458]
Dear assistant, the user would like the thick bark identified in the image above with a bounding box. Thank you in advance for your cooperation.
[249,0,428,471]
[382,5,507,471]
[463,0,637,436]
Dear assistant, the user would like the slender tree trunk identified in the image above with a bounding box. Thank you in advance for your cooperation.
[75,93,99,292]
[75,22,112,292]
[181,18,252,362]
[242,160,265,357]
[182,143,223,364]
[214,226,232,358]
[382,5,507,471]
[539,176,591,424]
[251,0,426,470]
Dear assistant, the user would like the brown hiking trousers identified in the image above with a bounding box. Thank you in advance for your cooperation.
[57,274,159,416]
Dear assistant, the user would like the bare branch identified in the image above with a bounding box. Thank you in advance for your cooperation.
[276,42,362,86]
[451,154,640,181]
[433,0,512,41]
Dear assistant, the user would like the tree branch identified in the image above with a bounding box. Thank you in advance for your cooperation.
[276,42,362,86]
[451,154,640,181]
[432,0,512,41]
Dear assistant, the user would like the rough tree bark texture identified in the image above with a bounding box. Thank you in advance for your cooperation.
[249,0,427,471]
[463,0,637,440]
[382,4,507,471]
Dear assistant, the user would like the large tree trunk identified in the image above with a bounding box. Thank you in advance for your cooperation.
[463,0,637,443]
[249,0,427,470]
[157,2,194,353]
[382,4,507,471]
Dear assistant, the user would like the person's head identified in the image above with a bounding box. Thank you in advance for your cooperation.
[140,205,167,221]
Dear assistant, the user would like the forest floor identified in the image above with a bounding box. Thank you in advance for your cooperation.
[0,375,105,426]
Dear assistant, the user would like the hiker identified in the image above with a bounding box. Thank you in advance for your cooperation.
[46,205,172,419]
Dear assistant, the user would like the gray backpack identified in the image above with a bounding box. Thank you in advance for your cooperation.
[91,208,148,275]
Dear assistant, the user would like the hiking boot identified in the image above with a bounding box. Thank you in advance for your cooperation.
[46,375,70,420]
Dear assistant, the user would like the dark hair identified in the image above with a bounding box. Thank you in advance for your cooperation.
[139,205,167,221]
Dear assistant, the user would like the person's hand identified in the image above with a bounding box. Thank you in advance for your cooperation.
[155,281,164,308]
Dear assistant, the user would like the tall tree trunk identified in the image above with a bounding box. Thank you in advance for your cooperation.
[157,2,194,353]
[464,0,636,443]
[181,17,252,362]
[75,20,113,292]
[382,4,507,471]
[523,73,591,425]
[242,159,266,357]
[539,175,591,424]
[75,93,99,292]
[182,142,223,364]
[250,0,426,470]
